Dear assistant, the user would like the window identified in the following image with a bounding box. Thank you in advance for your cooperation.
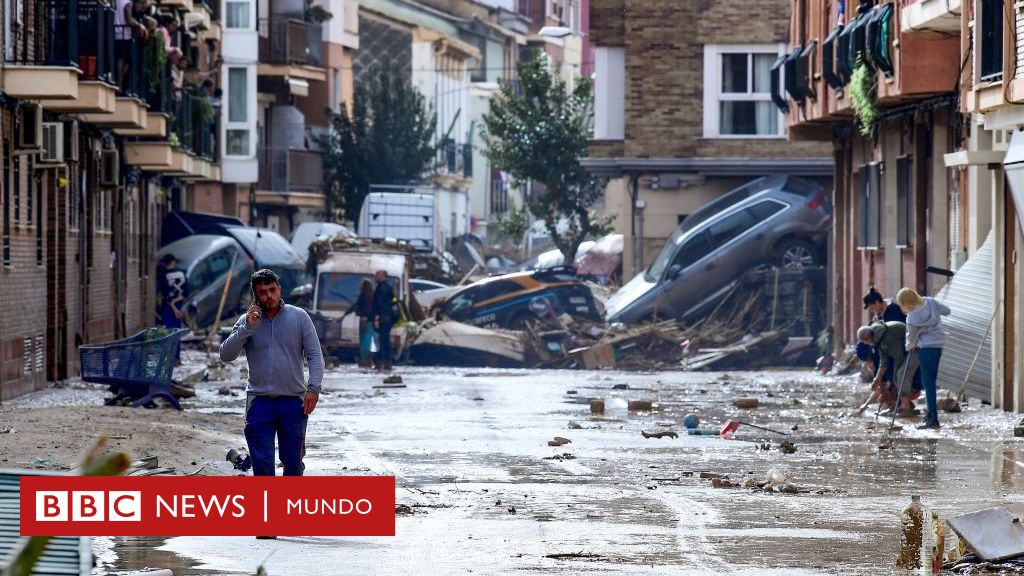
[857,162,882,249]
[26,157,32,226]
[704,45,786,138]
[672,232,713,271]
[226,67,251,157]
[706,209,757,249]
[226,1,251,29]
[979,0,1003,82]
[896,155,913,248]
[746,199,788,221]
[228,68,248,123]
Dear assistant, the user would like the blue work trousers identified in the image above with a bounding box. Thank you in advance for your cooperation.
[244,395,308,476]
[917,347,943,424]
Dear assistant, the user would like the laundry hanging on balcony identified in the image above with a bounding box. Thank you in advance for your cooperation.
[865,3,894,77]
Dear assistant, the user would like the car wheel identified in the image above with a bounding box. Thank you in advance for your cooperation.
[776,238,819,270]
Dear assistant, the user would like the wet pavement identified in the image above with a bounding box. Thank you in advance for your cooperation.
[92,365,1024,575]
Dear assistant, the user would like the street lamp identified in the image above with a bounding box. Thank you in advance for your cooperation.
[538,26,572,38]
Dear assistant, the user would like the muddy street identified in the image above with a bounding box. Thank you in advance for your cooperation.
[76,363,1023,575]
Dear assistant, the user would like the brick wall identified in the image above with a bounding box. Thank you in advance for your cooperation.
[589,0,829,160]
[0,108,48,400]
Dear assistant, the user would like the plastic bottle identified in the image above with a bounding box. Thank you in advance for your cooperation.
[897,496,944,573]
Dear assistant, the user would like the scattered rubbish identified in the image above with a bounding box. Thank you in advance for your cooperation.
[543,453,576,461]
[898,496,944,572]
[791,424,799,431]
[218,386,234,396]
[627,400,653,411]
[938,397,962,413]
[95,434,131,440]
[547,437,572,447]
[720,419,789,438]
[779,440,797,454]
[0,427,13,434]
[612,384,630,390]
[733,397,760,409]
[372,384,407,389]
[383,375,404,384]
[395,504,414,516]
[409,321,527,368]
[776,483,800,494]
[508,506,517,514]
[641,430,678,439]
[566,390,578,395]
[687,428,720,436]
[699,472,727,480]
[580,343,616,369]
[947,507,1024,562]
[683,414,700,429]
[766,468,791,485]
[544,552,602,560]
[568,421,583,430]
[590,399,605,414]
[655,421,675,427]
[711,478,739,488]
[227,448,252,472]
[472,396,484,401]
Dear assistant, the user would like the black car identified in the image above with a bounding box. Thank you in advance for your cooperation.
[438,269,601,329]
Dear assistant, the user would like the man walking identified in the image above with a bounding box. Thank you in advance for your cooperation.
[370,270,398,371]
[220,269,324,477]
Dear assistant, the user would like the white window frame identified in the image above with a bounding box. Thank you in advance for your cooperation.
[225,0,255,30]
[224,66,254,158]
[703,43,787,139]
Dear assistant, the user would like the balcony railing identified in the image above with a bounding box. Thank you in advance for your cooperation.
[114,25,145,98]
[436,138,473,179]
[258,148,324,193]
[78,1,116,83]
[258,18,323,68]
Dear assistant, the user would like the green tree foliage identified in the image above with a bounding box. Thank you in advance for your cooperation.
[482,53,604,262]
[320,65,436,224]
[495,205,530,246]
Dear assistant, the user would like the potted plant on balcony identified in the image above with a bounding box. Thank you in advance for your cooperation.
[849,57,878,137]
[144,33,168,94]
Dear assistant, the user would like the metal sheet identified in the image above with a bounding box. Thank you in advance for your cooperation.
[948,507,1024,562]
[0,471,91,576]
[935,232,994,401]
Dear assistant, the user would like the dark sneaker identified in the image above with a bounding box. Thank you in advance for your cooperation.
[917,421,940,430]
[255,536,278,540]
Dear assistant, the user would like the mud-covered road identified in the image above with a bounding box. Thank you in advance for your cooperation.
[31,360,1024,575]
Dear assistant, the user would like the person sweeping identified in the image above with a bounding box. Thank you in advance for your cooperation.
[896,287,950,430]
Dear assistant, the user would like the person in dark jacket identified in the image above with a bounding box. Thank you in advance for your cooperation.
[370,270,398,371]
[157,253,187,363]
[354,278,374,368]
[864,287,906,323]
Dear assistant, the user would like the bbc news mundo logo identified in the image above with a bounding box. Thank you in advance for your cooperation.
[21,476,395,537]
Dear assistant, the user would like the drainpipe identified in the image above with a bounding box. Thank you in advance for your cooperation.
[629,173,639,278]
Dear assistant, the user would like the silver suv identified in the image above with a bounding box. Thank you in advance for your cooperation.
[605,175,831,324]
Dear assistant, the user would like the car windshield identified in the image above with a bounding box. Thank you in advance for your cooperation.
[646,225,687,281]
[316,273,399,312]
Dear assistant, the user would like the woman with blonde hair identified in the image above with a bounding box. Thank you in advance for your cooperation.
[897,287,951,429]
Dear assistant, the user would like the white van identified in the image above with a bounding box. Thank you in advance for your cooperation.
[309,241,415,360]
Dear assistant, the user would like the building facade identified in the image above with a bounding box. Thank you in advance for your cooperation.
[1,0,225,399]
[585,0,833,281]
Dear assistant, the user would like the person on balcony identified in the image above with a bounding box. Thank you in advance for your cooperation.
[114,0,153,90]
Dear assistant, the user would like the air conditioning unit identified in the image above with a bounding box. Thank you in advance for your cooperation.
[38,122,65,165]
[99,149,119,188]
[65,121,79,163]
[17,103,43,151]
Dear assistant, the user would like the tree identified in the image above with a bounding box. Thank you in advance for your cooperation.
[482,54,606,263]
[319,65,436,224]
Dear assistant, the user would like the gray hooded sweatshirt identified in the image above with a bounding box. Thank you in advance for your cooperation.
[905,297,950,349]
[219,304,324,396]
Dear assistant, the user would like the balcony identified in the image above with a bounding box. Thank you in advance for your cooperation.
[436,138,473,181]
[4,0,86,100]
[38,1,118,113]
[258,18,326,82]
[258,148,324,195]
[901,0,961,34]
[786,0,960,136]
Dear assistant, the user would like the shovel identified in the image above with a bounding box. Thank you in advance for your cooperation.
[720,419,789,438]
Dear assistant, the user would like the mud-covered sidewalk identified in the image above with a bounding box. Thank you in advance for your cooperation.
[5,351,1024,575]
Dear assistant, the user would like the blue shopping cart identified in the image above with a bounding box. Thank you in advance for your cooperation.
[79,327,187,410]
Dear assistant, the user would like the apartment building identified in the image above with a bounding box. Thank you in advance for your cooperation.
[584,0,833,281]
[0,0,225,400]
